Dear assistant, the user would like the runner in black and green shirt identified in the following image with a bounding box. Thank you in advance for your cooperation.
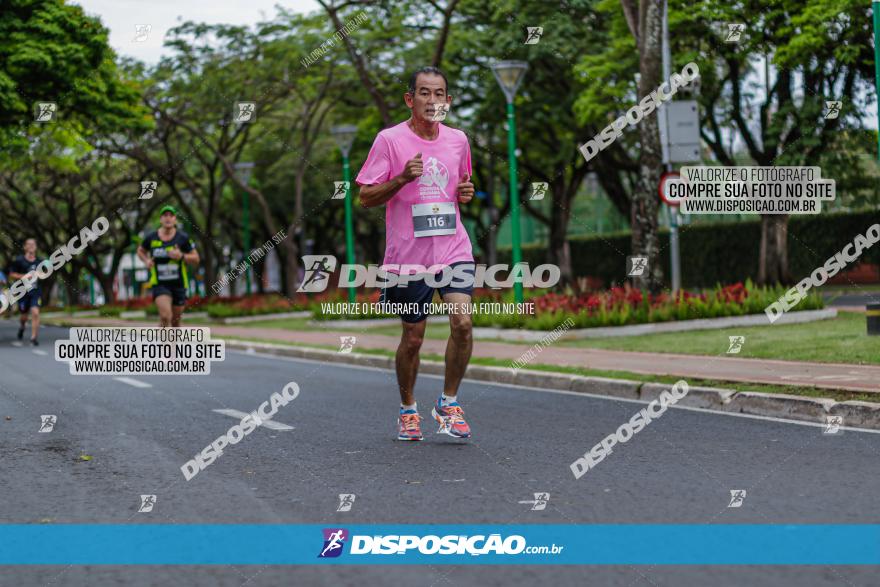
[136,205,200,327]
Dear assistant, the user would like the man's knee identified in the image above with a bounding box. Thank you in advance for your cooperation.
[401,324,425,354]
[450,314,472,343]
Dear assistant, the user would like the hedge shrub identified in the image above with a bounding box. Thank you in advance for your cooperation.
[498,209,880,288]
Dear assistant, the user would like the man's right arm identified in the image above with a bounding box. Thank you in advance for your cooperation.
[136,240,154,268]
[8,260,25,281]
[358,175,408,208]
[359,151,423,208]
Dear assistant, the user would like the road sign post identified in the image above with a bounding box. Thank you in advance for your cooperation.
[661,0,681,292]
[659,171,682,291]
[874,2,880,161]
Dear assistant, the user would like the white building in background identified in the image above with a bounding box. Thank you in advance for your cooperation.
[204,246,284,298]
[114,253,149,301]
[112,246,287,301]
[47,247,284,306]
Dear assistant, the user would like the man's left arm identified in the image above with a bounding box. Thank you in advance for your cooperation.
[8,259,27,281]
[181,238,200,265]
[456,138,474,204]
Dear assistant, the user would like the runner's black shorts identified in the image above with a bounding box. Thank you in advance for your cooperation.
[18,290,41,313]
[379,261,475,324]
[151,285,187,307]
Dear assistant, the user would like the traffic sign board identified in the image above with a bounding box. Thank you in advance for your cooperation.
[659,171,681,206]
[665,101,701,162]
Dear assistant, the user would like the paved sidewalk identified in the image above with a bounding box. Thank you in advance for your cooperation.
[48,317,880,393]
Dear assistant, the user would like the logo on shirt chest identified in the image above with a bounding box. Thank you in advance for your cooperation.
[418,156,450,200]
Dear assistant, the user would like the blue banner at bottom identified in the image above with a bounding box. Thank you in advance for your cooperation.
[1,525,879,565]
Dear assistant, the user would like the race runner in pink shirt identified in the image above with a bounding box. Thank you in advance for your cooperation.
[357,66,475,442]
[356,118,473,269]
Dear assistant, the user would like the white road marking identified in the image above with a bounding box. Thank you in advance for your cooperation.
[232,349,880,435]
[32,349,48,356]
[11,342,22,347]
[212,408,294,431]
[114,377,153,388]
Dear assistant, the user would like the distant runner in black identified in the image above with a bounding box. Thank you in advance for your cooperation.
[136,205,200,327]
[8,238,44,345]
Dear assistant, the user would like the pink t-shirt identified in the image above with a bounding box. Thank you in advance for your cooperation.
[356,121,474,269]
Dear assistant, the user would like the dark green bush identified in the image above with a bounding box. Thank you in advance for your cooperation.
[498,209,880,288]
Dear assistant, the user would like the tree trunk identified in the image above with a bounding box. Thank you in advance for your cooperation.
[319,1,393,128]
[485,209,498,266]
[758,215,791,285]
[41,276,56,308]
[549,185,573,286]
[630,0,665,293]
[252,256,263,294]
[278,238,300,296]
[475,207,498,267]
[366,221,384,264]
[63,263,80,307]
[484,134,498,266]
[97,273,115,305]
[276,245,288,297]
[294,161,306,248]
[201,244,216,297]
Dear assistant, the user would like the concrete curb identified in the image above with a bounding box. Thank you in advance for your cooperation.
[120,310,147,319]
[40,310,101,318]
[309,315,447,329]
[220,311,311,324]
[829,401,880,429]
[722,392,835,423]
[222,339,880,431]
[641,382,735,410]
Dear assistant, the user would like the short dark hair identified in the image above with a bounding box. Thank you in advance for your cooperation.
[407,66,448,95]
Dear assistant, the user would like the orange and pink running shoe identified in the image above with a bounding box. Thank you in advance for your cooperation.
[397,410,423,441]
[431,399,471,438]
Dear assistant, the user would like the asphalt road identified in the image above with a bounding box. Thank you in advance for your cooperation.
[825,292,880,308]
[53,316,880,393]
[2,321,880,586]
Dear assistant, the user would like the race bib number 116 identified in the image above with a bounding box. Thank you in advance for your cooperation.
[412,202,456,237]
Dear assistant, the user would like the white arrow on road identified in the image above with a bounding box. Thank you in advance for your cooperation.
[212,408,294,431]
[114,377,153,388]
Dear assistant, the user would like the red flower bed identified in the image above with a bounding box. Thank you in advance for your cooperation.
[529,283,752,316]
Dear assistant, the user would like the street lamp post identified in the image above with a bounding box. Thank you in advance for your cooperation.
[121,210,139,300]
[130,240,138,300]
[331,124,358,304]
[234,162,255,295]
[491,61,528,305]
